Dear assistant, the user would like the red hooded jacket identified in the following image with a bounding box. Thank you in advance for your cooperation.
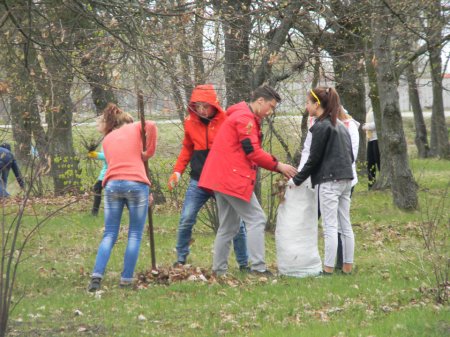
[173,84,226,181]
[199,102,279,202]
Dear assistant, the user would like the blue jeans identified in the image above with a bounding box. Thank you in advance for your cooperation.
[176,179,248,267]
[92,180,149,282]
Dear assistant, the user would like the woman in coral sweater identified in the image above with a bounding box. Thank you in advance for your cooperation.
[88,103,158,292]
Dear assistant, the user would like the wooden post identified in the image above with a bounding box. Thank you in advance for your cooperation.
[138,90,157,272]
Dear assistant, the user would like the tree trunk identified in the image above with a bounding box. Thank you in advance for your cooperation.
[428,49,448,158]
[10,77,49,173]
[179,50,194,101]
[215,0,252,105]
[193,0,206,85]
[405,63,430,158]
[371,4,418,209]
[365,36,389,189]
[333,53,366,162]
[252,1,303,88]
[428,0,449,158]
[9,75,33,163]
[299,56,321,165]
[320,1,367,165]
[170,74,186,122]
[82,62,117,116]
[41,56,81,195]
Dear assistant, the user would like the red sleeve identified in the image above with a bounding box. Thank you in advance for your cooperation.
[144,121,158,159]
[235,115,278,171]
[173,123,194,174]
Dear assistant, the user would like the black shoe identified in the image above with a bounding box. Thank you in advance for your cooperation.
[119,281,132,288]
[91,209,99,216]
[239,265,251,272]
[88,277,101,292]
[320,270,333,276]
[172,261,185,268]
[250,269,274,277]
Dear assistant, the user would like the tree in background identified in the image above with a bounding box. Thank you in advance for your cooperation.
[0,0,448,209]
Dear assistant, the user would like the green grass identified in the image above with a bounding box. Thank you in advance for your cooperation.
[3,118,450,336]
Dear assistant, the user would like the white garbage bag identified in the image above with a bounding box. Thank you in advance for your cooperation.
[276,178,322,277]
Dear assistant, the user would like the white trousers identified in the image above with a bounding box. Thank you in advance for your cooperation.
[319,180,354,268]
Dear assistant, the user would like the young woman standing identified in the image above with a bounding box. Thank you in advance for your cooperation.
[292,87,354,275]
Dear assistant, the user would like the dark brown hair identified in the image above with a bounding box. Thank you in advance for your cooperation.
[250,85,281,103]
[309,87,341,126]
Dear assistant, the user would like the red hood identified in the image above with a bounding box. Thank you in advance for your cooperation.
[188,84,225,117]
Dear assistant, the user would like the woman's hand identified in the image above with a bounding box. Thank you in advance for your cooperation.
[149,192,154,206]
[142,151,151,162]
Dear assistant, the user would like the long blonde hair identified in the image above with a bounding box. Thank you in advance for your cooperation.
[338,106,351,121]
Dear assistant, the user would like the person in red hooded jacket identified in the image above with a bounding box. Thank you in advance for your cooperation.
[168,84,248,269]
[199,85,297,276]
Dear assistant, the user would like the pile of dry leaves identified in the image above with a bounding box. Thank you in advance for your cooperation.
[135,265,272,289]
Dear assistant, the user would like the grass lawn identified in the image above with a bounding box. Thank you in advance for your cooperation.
[2,117,449,336]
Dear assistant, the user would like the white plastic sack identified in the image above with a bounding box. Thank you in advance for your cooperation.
[276,179,322,277]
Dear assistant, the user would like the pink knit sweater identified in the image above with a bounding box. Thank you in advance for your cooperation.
[102,121,158,186]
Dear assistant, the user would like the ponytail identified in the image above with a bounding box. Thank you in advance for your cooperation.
[309,87,341,126]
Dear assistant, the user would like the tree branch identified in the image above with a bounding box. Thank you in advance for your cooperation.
[396,34,450,76]
[253,1,305,87]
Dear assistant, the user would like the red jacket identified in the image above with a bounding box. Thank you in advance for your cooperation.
[173,85,226,181]
[199,102,278,202]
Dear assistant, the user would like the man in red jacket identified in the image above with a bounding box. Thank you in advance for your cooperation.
[199,85,297,276]
[168,84,248,269]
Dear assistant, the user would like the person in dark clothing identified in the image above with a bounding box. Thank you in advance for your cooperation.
[362,109,380,189]
[0,143,25,197]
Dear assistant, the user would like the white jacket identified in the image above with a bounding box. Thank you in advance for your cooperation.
[343,117,360,187]
[363,109,377,141]
[298,116,315,171]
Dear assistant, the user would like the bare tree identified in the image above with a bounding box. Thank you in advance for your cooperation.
[426,0,449,158]
[0,162,80,337]
[293,0,368,162]
[371,1,418,209]
[213,0,252,105]
[405,61,431,158]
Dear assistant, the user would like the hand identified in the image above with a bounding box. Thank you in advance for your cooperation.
[168,172,181,191]
[149,192,154,206]
[141,151,151,162]
[286,178,296,188]
[88,151,99,159]
[276,162,297,179]
[362,123,368,130]
[17,178,25,190]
